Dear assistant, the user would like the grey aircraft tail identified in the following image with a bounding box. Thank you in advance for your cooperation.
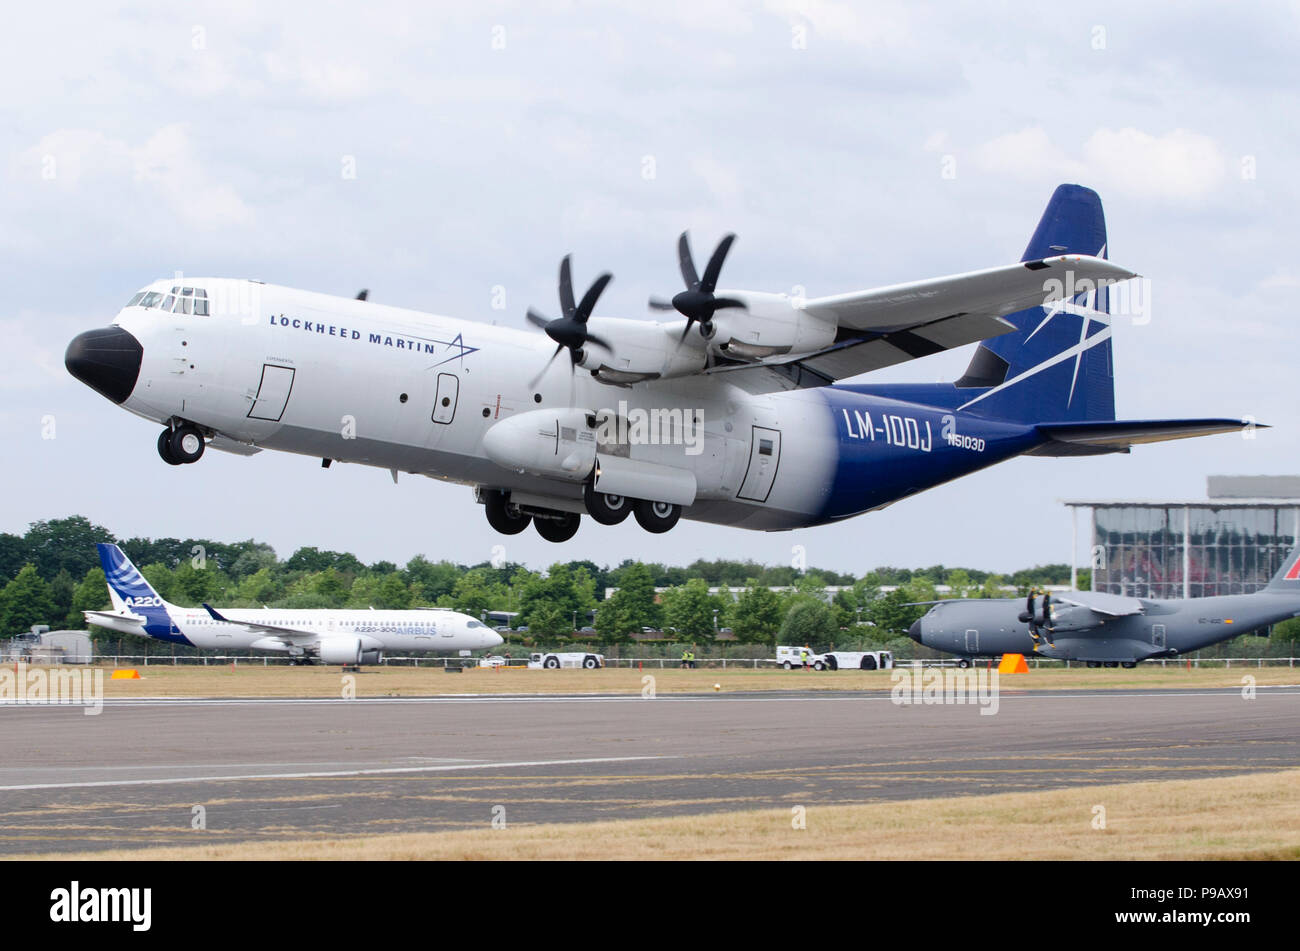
[1264,542,1300,592]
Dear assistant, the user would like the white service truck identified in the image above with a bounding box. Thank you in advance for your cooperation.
[528,651,604,669]
[774,646,893,670]
[775,645,827,670]
[822,650,894,670]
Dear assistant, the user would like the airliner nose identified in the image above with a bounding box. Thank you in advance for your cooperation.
[65,326,143,404]
[487,630,504,648]
[907,619,923,643]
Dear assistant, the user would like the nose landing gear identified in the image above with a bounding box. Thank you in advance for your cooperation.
[157,423,205,465]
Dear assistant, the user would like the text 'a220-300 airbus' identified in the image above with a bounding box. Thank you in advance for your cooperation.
[66,185,1254,542]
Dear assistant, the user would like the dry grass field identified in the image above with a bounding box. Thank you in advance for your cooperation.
[23,768,1299,861]
[76,662,1300,699]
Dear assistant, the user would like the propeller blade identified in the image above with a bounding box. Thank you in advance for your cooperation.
[527,344,565,389]
[574,272,613,323]
[677,232,699,290]
[583,332,612,352]
[699,233,735,293]
[678,318,697,343]
[648,297,676,311]
[711,296,746,311]
[558,256,576,319]
[526,308,552,330]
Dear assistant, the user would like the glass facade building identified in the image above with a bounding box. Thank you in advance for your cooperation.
[1067,479,1300,599]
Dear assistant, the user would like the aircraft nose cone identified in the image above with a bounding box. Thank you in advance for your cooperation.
[907,619,923,643]
[65,326,143,404]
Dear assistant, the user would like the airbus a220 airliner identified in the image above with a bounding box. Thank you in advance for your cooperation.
[66,185,1251,542]
[86,543,501,665]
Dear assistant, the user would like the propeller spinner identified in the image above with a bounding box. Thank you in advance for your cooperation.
[649,232,746,342]
[526,256,613,388]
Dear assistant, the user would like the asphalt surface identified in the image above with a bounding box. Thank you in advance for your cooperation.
[2,687,1298,854]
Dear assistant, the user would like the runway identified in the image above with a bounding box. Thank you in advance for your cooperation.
[2,687,1298,855]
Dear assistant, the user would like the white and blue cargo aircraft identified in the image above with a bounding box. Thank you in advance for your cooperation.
[85,543,502,665]
[66,186,1251,542]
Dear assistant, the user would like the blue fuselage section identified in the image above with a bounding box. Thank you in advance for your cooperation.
[811,386,1043,523]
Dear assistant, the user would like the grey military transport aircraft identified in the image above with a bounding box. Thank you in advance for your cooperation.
[907,542,1300,667]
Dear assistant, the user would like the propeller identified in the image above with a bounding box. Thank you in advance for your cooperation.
[649,232,746,342]
[1018,593,1039,642]
[526,256,613,388]
[1018,590,1056,647]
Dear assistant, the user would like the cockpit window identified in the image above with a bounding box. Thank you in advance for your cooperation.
[130,286,209,314]
[467,620,484,628]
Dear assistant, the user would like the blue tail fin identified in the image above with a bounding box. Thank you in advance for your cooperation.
[955,184,1116,423]
[96,543,178,640]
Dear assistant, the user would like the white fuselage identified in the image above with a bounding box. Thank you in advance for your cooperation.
[179,607,501,653]
[109,278,844,529]
[92,601,502,655]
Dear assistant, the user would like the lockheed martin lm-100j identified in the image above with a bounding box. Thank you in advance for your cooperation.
[66,185,1252,542]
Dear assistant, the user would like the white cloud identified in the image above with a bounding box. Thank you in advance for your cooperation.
[1082,127,1227,201]
[971,125,1229,203]
[17,124,253,230]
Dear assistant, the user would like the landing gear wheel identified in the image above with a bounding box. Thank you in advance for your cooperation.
[957,658,972,669]
[157,429,182,466]
[534,512,580,543]
[1120,661,1137,669]
[168,424,205,463]
[1086,661,1100,668]
[633,499,681,534]
[484,490,531,535]
[584,483,632,525]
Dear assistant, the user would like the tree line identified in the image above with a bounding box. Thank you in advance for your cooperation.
[1,515,1115,652]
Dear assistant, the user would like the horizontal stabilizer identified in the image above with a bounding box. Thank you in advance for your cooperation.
[1028,418,1258,456]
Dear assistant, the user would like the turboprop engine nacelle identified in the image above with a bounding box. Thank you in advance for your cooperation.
[579,318,707,384]
[705,292,838,361]
[482,408,597,481]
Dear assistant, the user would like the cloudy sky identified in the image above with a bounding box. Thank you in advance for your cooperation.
[5,1,1299,574]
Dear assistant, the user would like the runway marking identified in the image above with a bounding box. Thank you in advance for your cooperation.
[5,686,1294,708]
[0,755,671,793]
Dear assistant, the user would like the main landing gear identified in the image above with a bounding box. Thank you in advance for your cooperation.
[584,484,681,534]
[482,489,581,543]
[157,422,205,466]
[481,486,685,541]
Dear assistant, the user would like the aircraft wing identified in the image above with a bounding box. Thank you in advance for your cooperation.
[1054,591,1146,617]
[202,603,318,639]
[709,255,1136,392]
